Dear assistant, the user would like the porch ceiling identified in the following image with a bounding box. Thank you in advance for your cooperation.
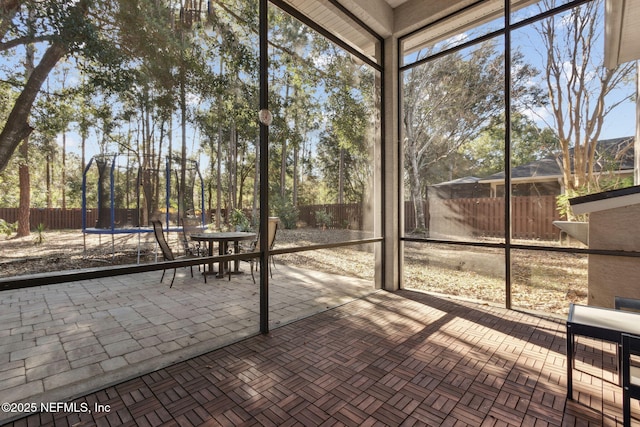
[296,1,638,69]
[338,0,475,37]
[605,0,640,68]
[282,0,473,59]
[291,0,556,61]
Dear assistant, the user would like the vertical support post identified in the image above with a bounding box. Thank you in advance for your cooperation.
[635,61,639,186]
[110,155,117,261]
[259,0,270,334]
[504,0,512,309]
[110,155,116,232]
[165,157,171,227]
[384,35,400,291]
[81,157,94,257]
[195,161,206,227]
[81,157,93,232]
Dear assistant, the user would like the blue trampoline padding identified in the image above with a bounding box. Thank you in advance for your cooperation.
[83,227,152,234]
[83,227,185,235]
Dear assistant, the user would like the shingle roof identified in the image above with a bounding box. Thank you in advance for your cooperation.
[479,136,634,183]
[431,176,481,186]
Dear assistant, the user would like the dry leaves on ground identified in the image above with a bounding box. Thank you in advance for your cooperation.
[0,228,586,315]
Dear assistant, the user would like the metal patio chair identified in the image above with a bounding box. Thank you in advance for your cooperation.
[151,220,206,287]
[180,217,205,268]
[231,217,279,284]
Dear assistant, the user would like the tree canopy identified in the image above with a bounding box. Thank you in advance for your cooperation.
[0,0,380,232]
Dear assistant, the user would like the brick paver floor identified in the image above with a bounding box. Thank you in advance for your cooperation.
[4,289,634,426]
[0,264,376,425]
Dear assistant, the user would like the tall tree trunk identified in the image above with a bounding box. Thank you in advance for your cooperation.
[237,152,244,211]
[215,56,224,229]
[61,132,66,208]
[252,135,259,223]
[0,0,90,173]
[216,121,222,229]
[60,68,68,210]
[162,113,171,217]
[281,79,290,198]
[179,67,187,222]
[141,93,153,223]
[208,132,214,217]
[17,138,30,236]
[409,151,426,232]
[125,154,131,209]
[229,122,237,212]
[404,100,427,231]
[46,152,52,208]
[338,148,344,204]
[0,41,67,173]
[81,124,86,173]
[293,140,299,206]
[16,36,35,237]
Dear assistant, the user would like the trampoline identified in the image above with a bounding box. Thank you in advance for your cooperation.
[82,153,205,261]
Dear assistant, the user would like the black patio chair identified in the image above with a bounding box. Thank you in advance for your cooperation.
[151,220,206,288]
[612,297,640,383]
[180,218,205,275]
[180,217,203,257]
[622,333,640,426]
[231,217,279,284]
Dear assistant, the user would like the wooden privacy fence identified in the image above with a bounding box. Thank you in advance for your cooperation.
[0,208,96,230]
[405,195,561,240]
[0,206,342,231]
[297,203,362,230]
[1,196,561,240]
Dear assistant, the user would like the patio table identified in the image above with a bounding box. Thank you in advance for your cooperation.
[566,303,640,400]
[190,231,256,278]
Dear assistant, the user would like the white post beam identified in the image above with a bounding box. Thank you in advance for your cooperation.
[382,35,401,291]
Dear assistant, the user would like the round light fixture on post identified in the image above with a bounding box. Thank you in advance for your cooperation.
[258,109,272,126]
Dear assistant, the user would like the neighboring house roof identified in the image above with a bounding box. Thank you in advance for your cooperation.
[479,136,634,184]
[431,176,481,187]
[480,157,561,183]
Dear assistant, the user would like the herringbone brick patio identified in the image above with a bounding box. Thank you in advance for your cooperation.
[5,290,633,426]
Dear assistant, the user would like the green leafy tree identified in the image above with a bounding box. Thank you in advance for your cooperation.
[403,42,542,231]
[463,113,558,178]
[322,50,372,205]
[0,65,19,207]
[202,0,259,224]
[269,13,320,206]
[0,0,112,173]
[32,75,75,207]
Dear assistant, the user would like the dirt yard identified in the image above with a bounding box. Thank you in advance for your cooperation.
[0,228,586,315]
